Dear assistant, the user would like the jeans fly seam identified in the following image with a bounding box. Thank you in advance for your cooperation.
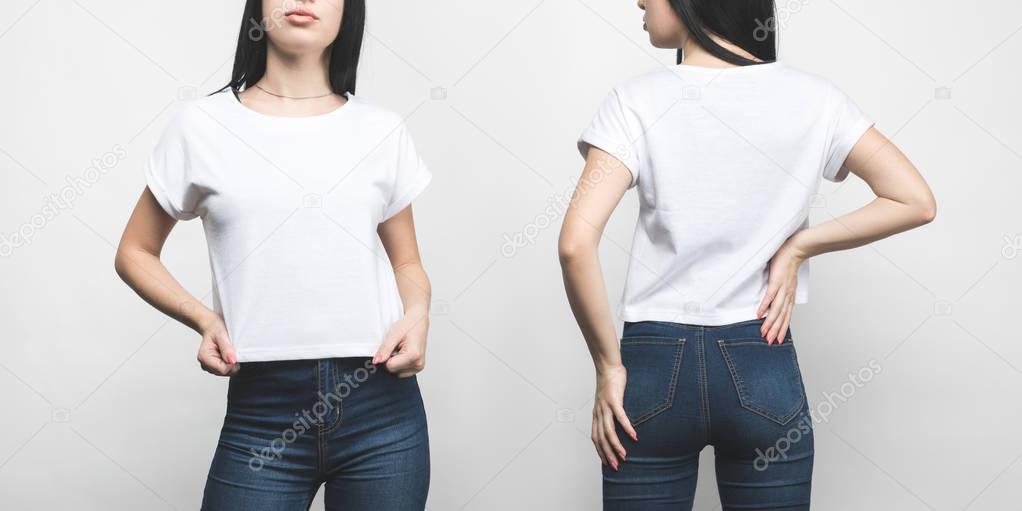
[316,360,328,476]
[322,360,345,434]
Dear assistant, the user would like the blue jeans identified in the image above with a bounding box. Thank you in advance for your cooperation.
[201,357,430,511]
[604,319,814,510]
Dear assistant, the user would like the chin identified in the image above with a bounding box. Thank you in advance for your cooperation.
[648,35,672,49]
[270,32,333,54]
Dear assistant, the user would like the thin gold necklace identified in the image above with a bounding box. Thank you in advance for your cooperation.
[253,84,335,100]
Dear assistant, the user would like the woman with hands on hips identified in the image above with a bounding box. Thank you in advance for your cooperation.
[559,0,936,509]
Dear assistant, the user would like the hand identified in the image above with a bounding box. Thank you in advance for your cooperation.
[373,310,428,378]
[592,365,637,471]
[197,315,240,376]
[757,237,807,345]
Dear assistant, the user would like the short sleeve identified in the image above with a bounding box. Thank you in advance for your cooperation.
[143,109,201,220]
[381,124,432,222]
[823,84,874,183]
[577,89,641,188]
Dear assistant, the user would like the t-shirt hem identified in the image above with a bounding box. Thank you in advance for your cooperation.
[621,305,797,327]
[577,132,639,188]
[236,343,380,363]
[824,119,875,183]
[143,162,197,221]
[382,168,432,222]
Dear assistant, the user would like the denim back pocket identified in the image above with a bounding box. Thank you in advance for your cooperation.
[620,336,685,426]
[717,338,805,426]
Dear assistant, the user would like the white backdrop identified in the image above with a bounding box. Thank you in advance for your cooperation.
[2,0,1021,509]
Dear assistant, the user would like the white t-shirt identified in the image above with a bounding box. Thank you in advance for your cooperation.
[578,61,873,326]
[145,89,432,362]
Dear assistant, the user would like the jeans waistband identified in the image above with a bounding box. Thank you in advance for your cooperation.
[622,317,772,340]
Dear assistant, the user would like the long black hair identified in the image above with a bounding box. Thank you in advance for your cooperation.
[218,0,366,95]
[668,0,776,65]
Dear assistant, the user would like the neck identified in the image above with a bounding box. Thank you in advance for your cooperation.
[256,45,335,97]
[678,32,763,68]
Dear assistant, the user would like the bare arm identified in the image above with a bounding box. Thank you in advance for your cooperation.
[558,146,635,470]
[558,148,632,375]
[373,206,431,377]
[759,127,937,342]
[114,187,238,375]
[793,128,936,256]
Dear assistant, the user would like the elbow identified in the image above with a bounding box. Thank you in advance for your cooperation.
[558,236,594,266]
[114,243,145,283]
[113,248,130,282]
[917,196,937,226]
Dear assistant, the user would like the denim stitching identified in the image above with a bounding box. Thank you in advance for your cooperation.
[721,337,794,347]
[315,361,326,476]
[625,337,686,425]
[621,337,686,346]
[323,359,345,434]
[717,340,805,426]
[697,331,711,441]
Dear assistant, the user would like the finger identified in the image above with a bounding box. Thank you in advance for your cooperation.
[757,284,779,321]
[603,411,627,461]
[612,405,637,442]
[199,350,230,376]
[198,339,237,377]
[385,347,425,375]
[213,334,241,374]
[373,330,404,365]
[591,416,608,466]
[215,333,238,366]
[766,294,789,343]
[767,289,791,343]
[596,407,622,465]
[777,303,793,345]
[598,423,619,470]
[384,349,412,373]
[760,299,779,342]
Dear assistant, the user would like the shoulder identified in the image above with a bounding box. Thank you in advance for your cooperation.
[609,66,679,101]
[343,94,407,131]
[771,63,842,99]
[163,88,235,132]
